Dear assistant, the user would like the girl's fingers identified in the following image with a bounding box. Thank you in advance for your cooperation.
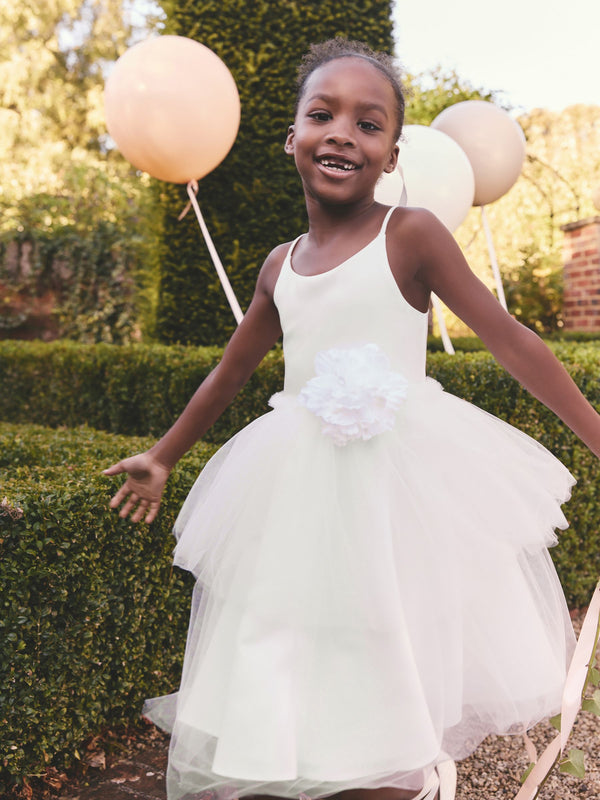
[127,498,160,524]
[118,492,139,518]
[131,498,151,523]
[109,483,132,509]
[144,504,159,524]
[103,462,124,476]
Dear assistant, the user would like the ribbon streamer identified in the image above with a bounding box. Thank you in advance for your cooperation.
[480,205,508,311]
[515,580,600,800]
[178,180,244,325]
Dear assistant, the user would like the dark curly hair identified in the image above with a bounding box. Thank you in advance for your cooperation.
[295,38,406,140]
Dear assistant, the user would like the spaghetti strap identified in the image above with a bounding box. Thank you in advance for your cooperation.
[380,205,398,235]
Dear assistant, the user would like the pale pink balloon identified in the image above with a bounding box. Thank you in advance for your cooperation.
[431,100,525,206]
[104,36,240,183]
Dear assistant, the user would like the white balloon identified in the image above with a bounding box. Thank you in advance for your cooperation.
[375,125,475,232]
[431,101,526,206]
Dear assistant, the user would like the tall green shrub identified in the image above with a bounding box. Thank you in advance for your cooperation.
[155,0,395,345]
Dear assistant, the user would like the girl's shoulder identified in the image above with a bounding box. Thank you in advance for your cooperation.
[256,239,298,298]
[386,205,446,240]
[386,205,456,262]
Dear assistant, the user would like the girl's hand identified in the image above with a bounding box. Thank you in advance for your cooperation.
[103,452,171,524]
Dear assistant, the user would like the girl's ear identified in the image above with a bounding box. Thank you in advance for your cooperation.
[284,125,295,155]
[383,143,400,174]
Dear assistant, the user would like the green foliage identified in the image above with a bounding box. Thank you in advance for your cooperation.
[559,748,586,779]
[0,340,283,441]
[0,422,218,787]
[426,335,486,353]
[581,688,600,716]
[448,105,600,337]
[0,164,162,343]
[155,0,395,344]
[0,1,164,343]
[1,339,600,606]
[589,666,600,687]
[503,245,564,334]
[403,66,496,127]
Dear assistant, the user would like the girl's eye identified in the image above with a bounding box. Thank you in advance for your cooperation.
[308,111,331,122]
[358,121,381,132]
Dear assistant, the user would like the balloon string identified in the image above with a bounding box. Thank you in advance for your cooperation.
[178,181,244,325]
[396,163,408,207]
[514,580,600,800]
[480,205,508,311]
[430,294,455,355]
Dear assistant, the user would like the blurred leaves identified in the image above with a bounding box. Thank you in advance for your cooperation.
[0,0,164,342]
[403,66,497,126]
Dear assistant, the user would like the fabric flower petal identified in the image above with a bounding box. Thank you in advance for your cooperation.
[298,344,408,445]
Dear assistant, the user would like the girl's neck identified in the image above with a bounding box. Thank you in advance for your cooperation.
[304,195,382,246]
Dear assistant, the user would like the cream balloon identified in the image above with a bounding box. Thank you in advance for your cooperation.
[104,36,240,183]
[431,101,525,206]
[375,124,475,232]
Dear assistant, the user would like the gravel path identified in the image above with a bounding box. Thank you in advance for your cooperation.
[457,607,600,799]
[456,713,600,799]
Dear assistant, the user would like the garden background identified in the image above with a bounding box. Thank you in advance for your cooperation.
[1,0,600,795]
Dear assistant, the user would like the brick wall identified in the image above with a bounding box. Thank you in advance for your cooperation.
[560,216,600,331]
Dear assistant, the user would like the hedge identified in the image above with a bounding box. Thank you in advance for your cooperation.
[2,339,600,443]
[0,423,219,787]
[1,340,600,785]
[0,339,283,443]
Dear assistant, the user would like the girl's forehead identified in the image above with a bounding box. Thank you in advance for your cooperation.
[300,57,395,106]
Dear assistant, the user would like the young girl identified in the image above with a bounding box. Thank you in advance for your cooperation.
[105,39,600,800]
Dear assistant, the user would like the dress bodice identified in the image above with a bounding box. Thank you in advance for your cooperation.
[273,207,429,395]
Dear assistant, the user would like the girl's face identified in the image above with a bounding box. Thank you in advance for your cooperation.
[285,57,399,206]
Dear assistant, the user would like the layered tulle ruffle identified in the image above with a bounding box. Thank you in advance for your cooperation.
[144,378,576,800]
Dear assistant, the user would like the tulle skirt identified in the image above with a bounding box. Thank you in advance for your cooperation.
[144,378,576,800]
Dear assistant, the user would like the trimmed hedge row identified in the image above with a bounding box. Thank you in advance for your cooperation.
[2,339,600,442]
[0,423,219,786]
[1,340,600,785]
[0,340,283,443]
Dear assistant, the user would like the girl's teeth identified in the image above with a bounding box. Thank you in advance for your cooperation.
[321,159,356,171]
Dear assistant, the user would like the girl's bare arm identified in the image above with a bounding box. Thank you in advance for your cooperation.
[104,244,287,522]
[409,209,600,458]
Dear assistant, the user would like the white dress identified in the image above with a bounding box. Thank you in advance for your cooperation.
[144,207,576,799]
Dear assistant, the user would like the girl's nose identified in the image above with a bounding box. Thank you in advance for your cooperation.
[325,121,356,147]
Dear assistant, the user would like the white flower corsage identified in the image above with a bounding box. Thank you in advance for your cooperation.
[298,344,408,446]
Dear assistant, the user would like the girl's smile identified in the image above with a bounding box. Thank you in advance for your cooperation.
[314,151,361,181]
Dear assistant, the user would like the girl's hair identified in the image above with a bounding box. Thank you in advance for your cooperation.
[295,38,406,140]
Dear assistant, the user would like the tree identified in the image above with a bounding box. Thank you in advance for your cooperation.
[403,66,496,126]
[154,0,395,345]
[0,0,164,341]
